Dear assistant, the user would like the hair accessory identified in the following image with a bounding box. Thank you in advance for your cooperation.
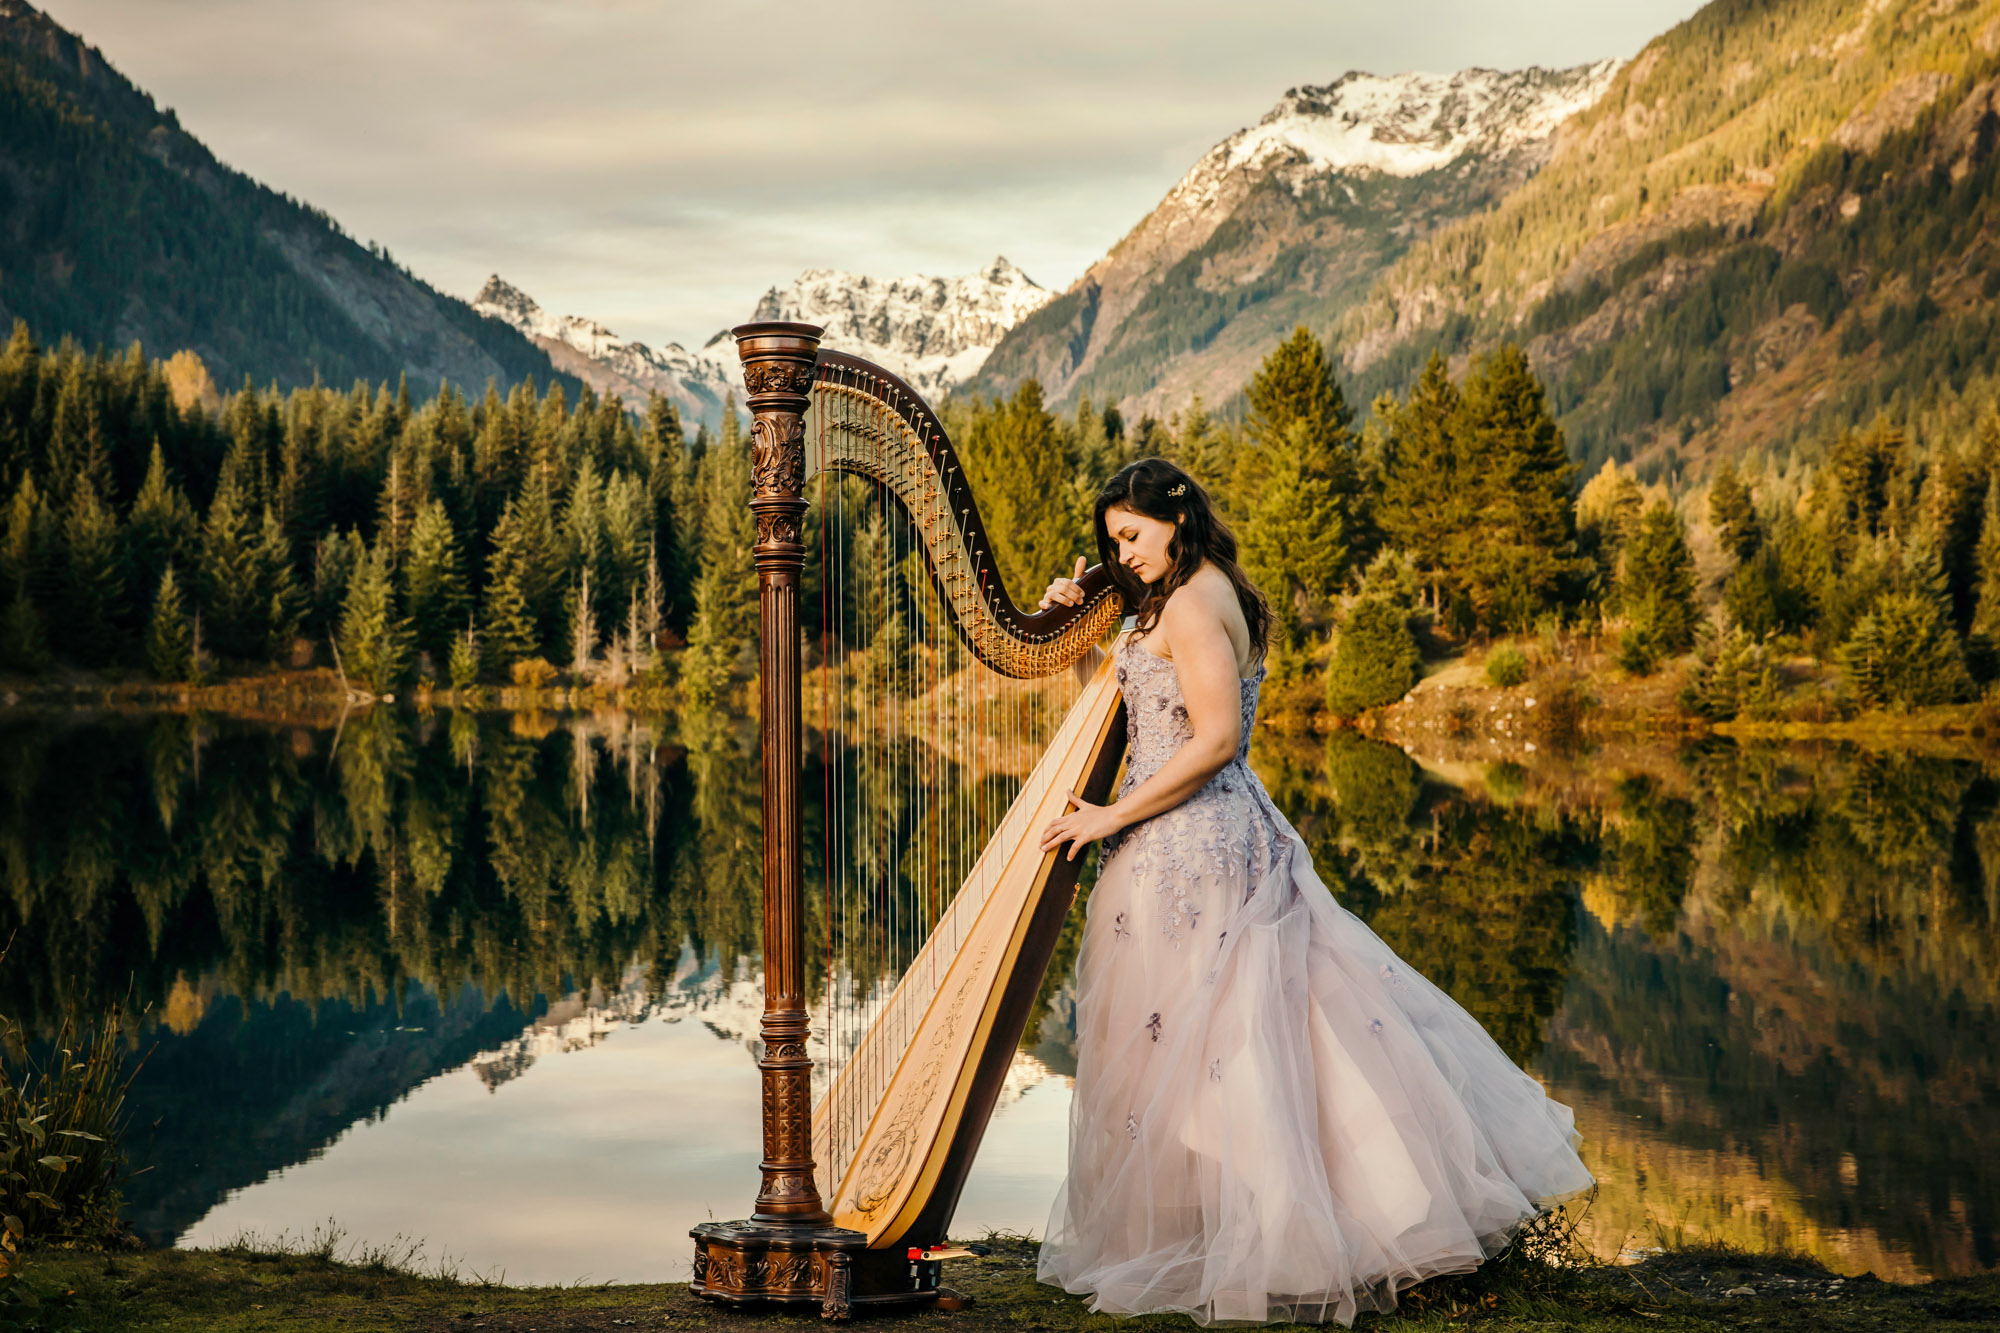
[1168,482,1187,497]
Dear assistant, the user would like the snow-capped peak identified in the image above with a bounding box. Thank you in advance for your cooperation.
[1171,60,1620,210]
[742,256,1052,397]
[473,274,734,422]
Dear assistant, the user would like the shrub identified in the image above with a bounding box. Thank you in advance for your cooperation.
[448,622,481,691]
[510,657,559,690]
[1529,669,1593,749]
[1679,626,1782,721]
[1325,595,1421,718]
[1485,645,1528,688]
[1840,591,1973,709]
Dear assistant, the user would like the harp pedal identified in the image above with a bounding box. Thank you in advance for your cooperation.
[909,1245,975,1261]
[906,1247,976,1310]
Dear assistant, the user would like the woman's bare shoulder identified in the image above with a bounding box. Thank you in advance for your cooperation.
[1158,566,1252,663]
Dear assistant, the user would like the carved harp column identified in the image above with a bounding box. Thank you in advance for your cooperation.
[691,322,868,1319]
[740,322,825,1226]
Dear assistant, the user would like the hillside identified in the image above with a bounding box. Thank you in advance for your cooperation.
[1336,0,2000,479]
[0,0,573,395]
[970,63,1619,418]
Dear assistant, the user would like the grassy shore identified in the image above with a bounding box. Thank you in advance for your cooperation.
[9,1233,1998,1332]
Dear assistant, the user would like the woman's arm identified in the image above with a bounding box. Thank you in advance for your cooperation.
[1037,583,1243,858]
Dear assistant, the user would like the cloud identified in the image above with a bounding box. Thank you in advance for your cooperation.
[40,0,1705,345]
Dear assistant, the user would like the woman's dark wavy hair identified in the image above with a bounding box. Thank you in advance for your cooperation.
[1093,457,1269,659]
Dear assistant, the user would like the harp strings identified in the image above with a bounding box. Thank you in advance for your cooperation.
[803,363,1087,1197]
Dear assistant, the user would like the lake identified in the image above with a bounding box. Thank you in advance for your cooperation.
[1,708,1994,1285]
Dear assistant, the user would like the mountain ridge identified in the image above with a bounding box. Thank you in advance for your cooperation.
[1332,0,2000,477]
[0,0,574,397]
[970,60,1621,417]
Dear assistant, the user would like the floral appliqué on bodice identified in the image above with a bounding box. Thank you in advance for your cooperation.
[1101,635,1284,947]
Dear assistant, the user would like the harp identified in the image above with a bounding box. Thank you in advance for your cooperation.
[690,323,1129,1318]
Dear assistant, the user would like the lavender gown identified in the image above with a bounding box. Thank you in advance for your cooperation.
[1037,637,1594,1326]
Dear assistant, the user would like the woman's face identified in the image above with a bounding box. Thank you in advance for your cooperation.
[1103,503,1178,585]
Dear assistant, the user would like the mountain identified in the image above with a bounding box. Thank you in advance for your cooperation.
[472,275,733,425]
[0,0,572,395]
[746,256,1052,398]
[1335,0,2000,478]
[970,62,1620,417]
[474,258,1049,424]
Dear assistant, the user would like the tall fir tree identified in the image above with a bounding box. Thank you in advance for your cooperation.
[680,408,759,703]
[1453,345,1580,632]
[146,562,193,680]
[1616,501,1699,674]
[1707,460,1763,563]
[124,440,197,612]
[962,380,1082,597]
[481,499,541,671]
[641,392,695,635]
[1241,420,1355,661]
[253,505,306,658]
[198,478,265,658]
[1374,351,1469,613]
[1236,327,1354,516]
[404,497,470,661]
[337,540,411,694]
[61,481,126,665]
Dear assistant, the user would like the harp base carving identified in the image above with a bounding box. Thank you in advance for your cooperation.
[689,1220,942,1321]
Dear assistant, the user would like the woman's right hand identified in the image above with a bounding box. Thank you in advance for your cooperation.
[1038,556,1088,610]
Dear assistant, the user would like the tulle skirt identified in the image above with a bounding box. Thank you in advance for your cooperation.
[1037,797,1594,1326]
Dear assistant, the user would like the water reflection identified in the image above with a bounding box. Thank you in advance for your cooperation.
[0,713,1994,1283]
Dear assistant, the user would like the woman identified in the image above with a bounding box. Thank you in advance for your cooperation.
[1033,458,1592,1327]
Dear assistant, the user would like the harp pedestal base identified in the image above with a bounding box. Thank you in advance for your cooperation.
[690,1220,943,1321]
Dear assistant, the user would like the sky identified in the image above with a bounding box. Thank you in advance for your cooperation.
[43,0,1708,350]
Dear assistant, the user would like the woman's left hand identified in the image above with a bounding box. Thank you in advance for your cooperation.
[1039,790,1122,860]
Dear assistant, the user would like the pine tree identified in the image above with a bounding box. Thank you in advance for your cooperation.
[1707,460,1763,562]
[254,505,306,659]
[146,563,194,680]
[1452,345,1581,632]
[1616,501,1698,674]
[375,449,421,570]
[124,440,197,611]
[61,481,126,665]
[1842,590,1972,708]
[481,500,541,670]
[1241,420,1354,659]
[46,357,112,507]
[1324,554,1427,718]
[1236,327,1355,525]
[197,478,263,659]
[642,393,696,635]
[0,474,53,669]
[312,529,367,641]
[338,540,411,694]
[1172,397,1234,504]
[962,380,1080,598]
[1243,326,1351,458]
[681,409,760,701]
[448,616,481,690]
[1374,352,1468,613]
[404,497,469,659]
